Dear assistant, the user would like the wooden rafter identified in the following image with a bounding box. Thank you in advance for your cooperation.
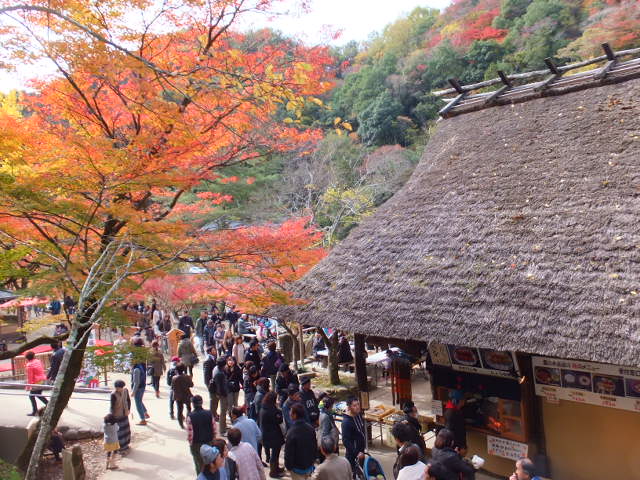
[432,43,640,118]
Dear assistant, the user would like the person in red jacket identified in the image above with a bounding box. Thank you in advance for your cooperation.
[25,350,48,416]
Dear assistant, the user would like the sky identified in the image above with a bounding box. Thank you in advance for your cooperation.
[0,0,451,92]
[242,0,452,44]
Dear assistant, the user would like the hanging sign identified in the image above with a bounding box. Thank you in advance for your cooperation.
[430,399,443,416]
[487,435,528,461]
[428,343,452,367]
[532,356,640,413]
[445,345,518,379]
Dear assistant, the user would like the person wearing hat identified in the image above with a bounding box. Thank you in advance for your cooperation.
[282,385,307,430]
[444,390,467,453]
[198,444,224,480]
[166,355,180,419]
[186,394,218,474]
[299,376,319,425]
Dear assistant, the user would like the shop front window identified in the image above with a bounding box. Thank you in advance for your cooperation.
[434,373,530,443]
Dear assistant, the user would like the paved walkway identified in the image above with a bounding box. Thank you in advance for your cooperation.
[0,359,498,479]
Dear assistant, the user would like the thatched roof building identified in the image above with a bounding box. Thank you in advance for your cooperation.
[281,78,640,367]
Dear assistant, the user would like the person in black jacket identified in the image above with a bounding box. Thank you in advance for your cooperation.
[202,346,218,415]
[166,356,180,419]
[243,365,259,409]
[186,395,217,474]
[225,356,243,411]
[276,363,299,406]
[430,428,475,480]
[259,391,285,478]
[338,336,353,364]
[299,377,319,425]
[212,357,229,434]
[178,310,194,338]
[341,396,366,476]
[401,401,427,459]
[261,342,282,386]
[251,377,270,465]
[284,403,317,479]
[47,341,65,381]
[245,340,262,371]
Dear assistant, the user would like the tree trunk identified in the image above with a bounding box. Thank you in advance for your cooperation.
[318,328,340,385]
[18,320,92,477]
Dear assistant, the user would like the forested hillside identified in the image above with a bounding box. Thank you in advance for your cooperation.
[206,0,639,244]
[323,0,640,147]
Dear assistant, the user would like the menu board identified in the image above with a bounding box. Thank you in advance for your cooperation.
[428,343,452,367]
[532,356,640,412]
[487,435,528,461]
[446,345,518,379]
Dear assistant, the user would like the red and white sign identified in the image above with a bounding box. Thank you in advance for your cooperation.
[532,356,640,413]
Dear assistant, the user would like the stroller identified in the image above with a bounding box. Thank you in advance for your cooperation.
[354,452,386,480]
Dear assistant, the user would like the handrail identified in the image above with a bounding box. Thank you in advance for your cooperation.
[0,381,111,393]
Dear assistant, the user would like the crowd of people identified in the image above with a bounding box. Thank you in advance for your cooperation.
[20,300,543,480]
[97,302,372,479]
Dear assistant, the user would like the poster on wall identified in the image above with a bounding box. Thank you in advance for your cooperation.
[487,435,528,461]
[445,345,518,379]
[532,356,640,412]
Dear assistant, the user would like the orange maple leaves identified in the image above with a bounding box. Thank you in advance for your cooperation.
[0,0,332,304]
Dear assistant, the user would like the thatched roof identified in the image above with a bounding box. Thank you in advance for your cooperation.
[279,78,640,367]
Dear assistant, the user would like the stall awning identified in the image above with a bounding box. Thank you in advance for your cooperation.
[0,297,49,309]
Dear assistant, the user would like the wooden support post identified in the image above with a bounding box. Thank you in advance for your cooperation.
[354,333,368,400]
[448,78,464,94]
[485,71,512,106]
[544,57,560,75]
[602,42,615,61]
[535,58,562,94]
[595,43,617,80]
[497,70,512,87]
[438,78,468,118]
[438,91,468,117]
